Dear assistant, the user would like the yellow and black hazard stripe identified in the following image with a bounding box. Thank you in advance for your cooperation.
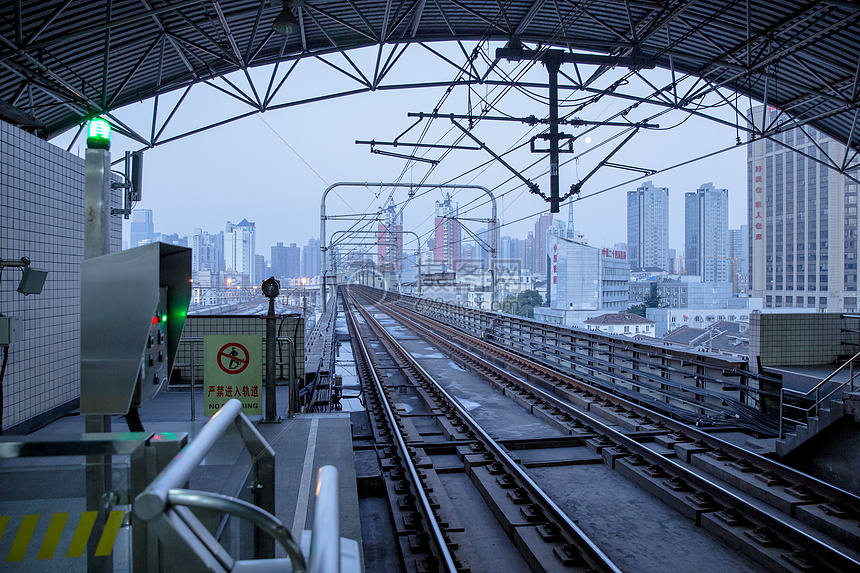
[0,510,126,562]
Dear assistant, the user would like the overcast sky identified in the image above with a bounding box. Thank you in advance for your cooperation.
[52,41,751,259]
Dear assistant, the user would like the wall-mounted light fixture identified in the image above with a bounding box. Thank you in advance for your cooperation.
[0,257,48,295]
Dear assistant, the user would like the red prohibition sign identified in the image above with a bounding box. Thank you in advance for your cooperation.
[217,342,250,374]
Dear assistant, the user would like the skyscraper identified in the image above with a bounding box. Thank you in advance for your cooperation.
[748,106,860,311]
[520,231,534,272]
[685,182,729,282]
[254,255,266,283]
[476,227,489,269]
[130,209,154,248]
[627,181,670,271]
[271,242,290,278]
[434,193,461,271]
[189,228,224,275]
[285,243,300,278]
[730,226,749,292]
[224,219,256,286]
[302,237,321,278]
[377,197,404,274]
[533,213,553,274]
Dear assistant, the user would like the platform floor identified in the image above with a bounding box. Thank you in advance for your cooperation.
[1,386,362,569]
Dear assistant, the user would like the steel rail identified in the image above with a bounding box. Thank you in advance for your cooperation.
[360,290,860,572]
[343,291,459,572]
[347,289,624,573]
[377,292,860,513]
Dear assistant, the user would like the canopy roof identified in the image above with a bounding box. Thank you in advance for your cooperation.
[1,0,858,155]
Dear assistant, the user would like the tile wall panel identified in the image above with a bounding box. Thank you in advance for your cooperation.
[0,121,121,430]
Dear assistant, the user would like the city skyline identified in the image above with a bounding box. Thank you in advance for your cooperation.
[126,172,744,270]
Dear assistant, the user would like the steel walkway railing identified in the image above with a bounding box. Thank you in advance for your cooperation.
[133,399,348,572]
[779,350,860,439]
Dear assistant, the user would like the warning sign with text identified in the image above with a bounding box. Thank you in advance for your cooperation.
[204,335,263,416]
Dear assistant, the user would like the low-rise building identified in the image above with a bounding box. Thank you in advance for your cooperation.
[584,313,655,337]
[629,276,734,308]
[645,298,818,337]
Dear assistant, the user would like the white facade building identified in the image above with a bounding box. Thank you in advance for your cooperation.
[224,218,256,286]
[584,313,655,337]
[535,235,630,326]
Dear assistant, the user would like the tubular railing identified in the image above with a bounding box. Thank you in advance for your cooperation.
[133,399,347,572]
[310,466,341,573]
[134,399,295,571]
[779,349,860,439]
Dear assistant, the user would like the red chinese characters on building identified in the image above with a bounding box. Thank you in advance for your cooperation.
[753,164,764,242]
[600,248,627,260]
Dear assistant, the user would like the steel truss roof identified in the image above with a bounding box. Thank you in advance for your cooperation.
[1,1,859,169]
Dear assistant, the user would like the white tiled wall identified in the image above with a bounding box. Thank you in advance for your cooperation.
[0,121,121,431]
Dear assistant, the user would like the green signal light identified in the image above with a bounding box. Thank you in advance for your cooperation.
[87,118,111,149]
[161,314,167,323]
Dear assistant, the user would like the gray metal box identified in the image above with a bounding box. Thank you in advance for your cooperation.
[80,242,191,414]
[0,315,23,345]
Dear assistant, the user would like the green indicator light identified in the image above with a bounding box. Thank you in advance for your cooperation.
[87,118,111,149]
[161,314,167,323]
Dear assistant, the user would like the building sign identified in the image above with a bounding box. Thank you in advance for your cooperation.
[552,243,558,284]
[204,335,263,415]
[754,165,763,241]
[601,248,627,260]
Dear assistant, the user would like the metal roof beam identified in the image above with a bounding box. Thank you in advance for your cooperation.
[0,97,43,129]
[0,0,202,60]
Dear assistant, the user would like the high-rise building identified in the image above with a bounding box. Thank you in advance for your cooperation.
[627,181,670,271]
[224,219,256,286]
[520,231,534,272]
[302,237,321,278]
[254,255,266,283]
[685,182,729,282]
[748,106,860,311]
[130,209,154,248]
[191,228,223,275]
[533,213,553,274]
[157,232,187,247]
[730,226,749,292]
[434,193,461,271]
[476,227,489,269]
[285,243,300,278]
[378,197,404,274]
[271,242,290,278]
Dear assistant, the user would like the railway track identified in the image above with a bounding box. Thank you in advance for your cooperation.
[346,287,622,572]
[345,286,860,572]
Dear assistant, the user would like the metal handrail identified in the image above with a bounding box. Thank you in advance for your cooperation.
[779,349,860,438]
[135,398,279,563]
[173,336,203,420]
[310,466,340,573]
[167,489,306,572]
[135,399,249,520]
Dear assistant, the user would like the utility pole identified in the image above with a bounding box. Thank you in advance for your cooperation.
[495,44,654,213]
